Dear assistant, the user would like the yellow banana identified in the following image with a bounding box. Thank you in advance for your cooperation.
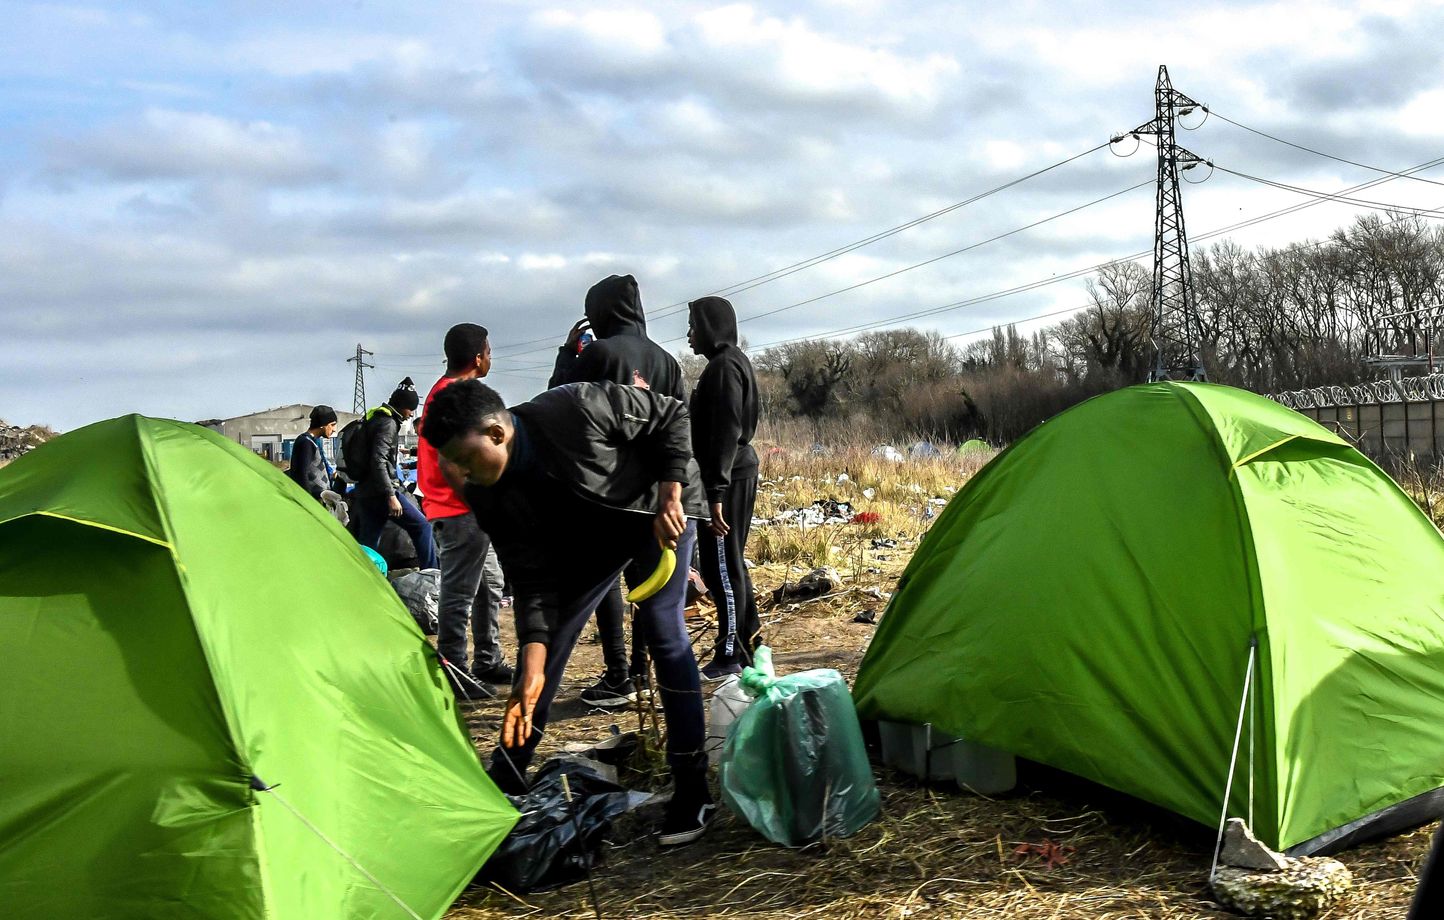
[627,543,677,603]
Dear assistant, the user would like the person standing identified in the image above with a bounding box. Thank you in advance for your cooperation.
[551,273,686,706]
[422,378,715,845]
[687,297,762,679]
[419,323,512,701]
[353,378,438,570]
[288,405,338,501]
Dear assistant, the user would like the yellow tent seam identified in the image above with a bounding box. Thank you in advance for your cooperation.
[0,510,175,549]
[1231,436,1299,472]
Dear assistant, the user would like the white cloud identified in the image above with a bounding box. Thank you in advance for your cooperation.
[45,108,330,185]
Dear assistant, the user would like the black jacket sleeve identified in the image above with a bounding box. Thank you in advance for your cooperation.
[694,360,747,503]
[549,345,576,388]
[367,416,398,495]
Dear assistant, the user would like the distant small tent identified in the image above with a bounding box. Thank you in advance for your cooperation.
[957,438,990,456]
[0,416,516,919]
[854,382,1444,854]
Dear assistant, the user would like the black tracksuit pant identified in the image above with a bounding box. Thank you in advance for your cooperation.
[698,469,761,666]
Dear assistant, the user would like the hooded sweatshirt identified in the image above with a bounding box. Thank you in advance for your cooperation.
[550,274,685,400]
[688,296,759,503]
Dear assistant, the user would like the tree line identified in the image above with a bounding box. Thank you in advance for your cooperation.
[722,212,1444,446]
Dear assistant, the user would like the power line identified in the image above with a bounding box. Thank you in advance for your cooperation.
[665,179,1152,343]
[1209,108,1444,188]
[733,159,1444,354]
[751,202,1444,356]
[500,179,1151,359]
[1213,164,1444,218]
[489,140,1111,357]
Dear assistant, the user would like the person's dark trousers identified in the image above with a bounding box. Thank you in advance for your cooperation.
[592,578,629,681]
[697,470,761,666]
[491,522,706,783]
[431,513,503,676]
[356,491,439,570]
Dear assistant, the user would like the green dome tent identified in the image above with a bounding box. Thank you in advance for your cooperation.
[854,382,1444,854]
[0,416,516,919]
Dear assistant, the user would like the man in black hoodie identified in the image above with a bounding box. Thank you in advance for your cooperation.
[551,273,686,706]
[422,378,715,845]
[687,296,762,678]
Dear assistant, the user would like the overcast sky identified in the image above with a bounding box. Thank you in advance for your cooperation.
[4,0,1443,430]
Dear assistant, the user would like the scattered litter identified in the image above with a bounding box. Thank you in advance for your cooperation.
[929,497,948,506]
[836,473,850,484]
[871,538,898,549]
[772,566,842,602]
[1013,839,1075,870]
[389,567,439,635]
[862,487,877,500]
[909,441,941,459]
[809,442,830,456]
[871,445,904,463]
[764,500,854,527]
[860,586,890,602]
[850,511,881,525]
[852,609,878,625]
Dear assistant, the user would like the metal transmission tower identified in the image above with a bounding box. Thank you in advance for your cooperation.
[346,344,374,414]
[1116,66,1209,382]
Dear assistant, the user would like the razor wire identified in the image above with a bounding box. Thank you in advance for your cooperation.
[1268,374,1444,409]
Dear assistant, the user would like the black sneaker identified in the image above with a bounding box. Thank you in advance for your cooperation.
[448,672,496,703]
[701,658,743,681]
[659,792,716,846]
[474,662,515,685]
[578,674,639,708]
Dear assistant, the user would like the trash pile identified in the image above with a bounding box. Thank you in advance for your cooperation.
[0,421,53,462]
[758,499,854,527]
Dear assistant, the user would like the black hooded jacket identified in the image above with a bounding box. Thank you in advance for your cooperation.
[462,382,708,647]
[688,296,759,503]
[550,274,685,400]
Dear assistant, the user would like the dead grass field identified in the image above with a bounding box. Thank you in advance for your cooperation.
[444,449,1432,919]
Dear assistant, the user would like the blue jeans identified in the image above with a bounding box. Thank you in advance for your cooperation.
[491,521,704,779]
[356,491,438,570]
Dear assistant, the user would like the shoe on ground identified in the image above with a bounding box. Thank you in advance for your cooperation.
[448,672,496,703]
[659,791,716,846]
[579,674,639,708]
[701,658,744,681]
[474,662,515,685]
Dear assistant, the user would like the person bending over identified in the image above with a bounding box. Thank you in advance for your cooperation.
[422,378,715,845]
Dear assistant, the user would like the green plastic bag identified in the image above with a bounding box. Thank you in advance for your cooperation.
[718,647,881,846]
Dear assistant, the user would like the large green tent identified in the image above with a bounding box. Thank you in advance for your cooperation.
[0,416,517,919]
[854,382,1444,853]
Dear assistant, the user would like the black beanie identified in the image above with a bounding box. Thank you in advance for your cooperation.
[389,377,419,412]
[309,405,338,427]
[444,323,490,371]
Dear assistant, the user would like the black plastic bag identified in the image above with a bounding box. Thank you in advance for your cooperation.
[477,758,631,893]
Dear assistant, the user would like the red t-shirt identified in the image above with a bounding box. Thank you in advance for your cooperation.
[418,374,472,521]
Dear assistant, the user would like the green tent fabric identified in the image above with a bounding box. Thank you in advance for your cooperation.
[0,416,517,919]
[854,382,1444,853]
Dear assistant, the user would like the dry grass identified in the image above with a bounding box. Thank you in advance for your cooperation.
[443,449,1431,919]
